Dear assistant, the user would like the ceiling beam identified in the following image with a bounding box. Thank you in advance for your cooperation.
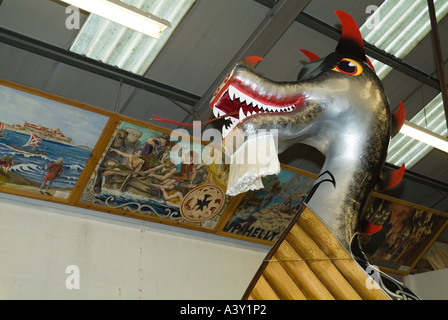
[0,26,201,106]
[187,0,311,126]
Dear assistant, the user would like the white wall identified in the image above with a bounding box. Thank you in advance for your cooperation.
[0,193,269,300]
[405,268,448,300]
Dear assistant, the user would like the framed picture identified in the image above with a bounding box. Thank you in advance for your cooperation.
[0,80,111,201]
[359,194,448,273]
[218,165,316,244]
[79,119,232,230]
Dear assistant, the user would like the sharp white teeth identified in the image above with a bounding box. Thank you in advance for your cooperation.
[218,86,297,137]
[246,96,255,107]
[221,118,241,139]
[228,86,237,101]
[213,106,226,118]
[228,85,268,110]
[239,107,246,121]
[253,100,265,111]
[222,125,233,139]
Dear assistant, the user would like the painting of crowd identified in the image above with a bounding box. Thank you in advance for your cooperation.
[88,122,230,208]
[360,196,447,271]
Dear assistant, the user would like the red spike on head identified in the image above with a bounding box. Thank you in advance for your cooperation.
[335,10,366,60]
[361,221,383,236]
[392,101,406,137]
[300,49,320,62]
[382,164,406,191]
[241,56,264,69]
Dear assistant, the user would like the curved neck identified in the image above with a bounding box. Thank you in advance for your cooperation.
[305,132,386,249]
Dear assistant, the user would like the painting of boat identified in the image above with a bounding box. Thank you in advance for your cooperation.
[9,133,48,156]
[106,171,161,197]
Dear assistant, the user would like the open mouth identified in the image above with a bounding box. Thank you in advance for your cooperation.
[212,84,304,138]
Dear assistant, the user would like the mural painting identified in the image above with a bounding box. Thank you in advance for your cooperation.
[0,83,109,199]
[360,196,448,272]
[221,168,315,243]
[80,121,230,229]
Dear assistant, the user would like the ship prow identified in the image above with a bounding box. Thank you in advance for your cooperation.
[243,204,390,300]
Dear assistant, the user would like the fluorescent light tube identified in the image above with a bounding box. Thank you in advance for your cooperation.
[401,121,448,153]
[69,0,195,75]
[60,0,171,39]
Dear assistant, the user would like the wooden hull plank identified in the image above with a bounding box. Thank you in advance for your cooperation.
[242,205,389,300]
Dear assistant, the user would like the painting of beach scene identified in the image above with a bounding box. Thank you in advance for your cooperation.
[80,120,231,229]
[0,82,110,199]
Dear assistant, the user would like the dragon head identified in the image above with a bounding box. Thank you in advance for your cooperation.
[210,11,395,153]
[210,10,406,251]
[209,10,417,299]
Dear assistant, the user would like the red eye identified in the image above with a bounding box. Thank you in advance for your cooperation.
[332,58,363,76]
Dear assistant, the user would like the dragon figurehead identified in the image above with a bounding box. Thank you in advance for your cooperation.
[210,11,406,258]
[209,10,419,300]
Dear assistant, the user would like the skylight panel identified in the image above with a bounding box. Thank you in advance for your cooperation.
[69,0,195,75]
[361,0,448,80]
